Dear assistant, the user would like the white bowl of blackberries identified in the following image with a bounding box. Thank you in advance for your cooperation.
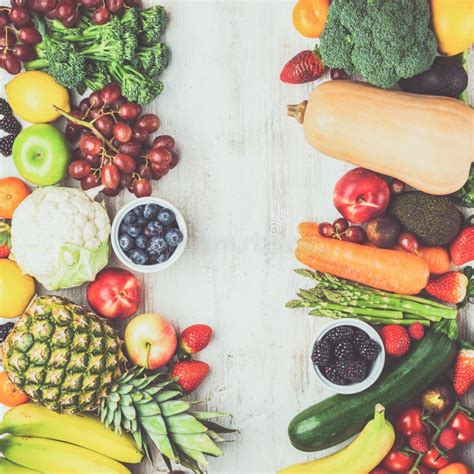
[311,319,385,394]
[112,197,187,273]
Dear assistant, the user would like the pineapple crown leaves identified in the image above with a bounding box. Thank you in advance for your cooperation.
[100,366,235,473]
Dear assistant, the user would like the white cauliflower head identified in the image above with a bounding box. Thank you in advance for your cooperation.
[11,186,111,290]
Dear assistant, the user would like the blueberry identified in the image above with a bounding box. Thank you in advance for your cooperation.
[157,208,175,225]
[147,250,160,263]
[132,206,144,217]
[137,216,147,226]
[119,223,130,234]
[146,220,163,237]
[123,211,137,225]
[127,225,143,238]
[156,252,170,264]
[135,235,148,249]
[119,233,134,252]
[129,248,148,265]
[144,203,160,220]
[147,236,167,254]
[165,228,183,246]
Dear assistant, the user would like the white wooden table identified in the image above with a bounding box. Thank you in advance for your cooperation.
[1,1,473,472]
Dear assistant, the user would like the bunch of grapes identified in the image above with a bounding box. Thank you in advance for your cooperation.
[0,4,41,74]
[65,82,180,198]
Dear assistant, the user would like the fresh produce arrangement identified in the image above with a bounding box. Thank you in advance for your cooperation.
[281,1,474,471]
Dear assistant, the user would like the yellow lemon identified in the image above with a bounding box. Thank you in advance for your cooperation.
[5,71,70,124]
[0,259,35,318]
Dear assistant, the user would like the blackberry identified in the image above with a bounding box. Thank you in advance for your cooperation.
[334,341,355,361]
[359,339,381,362]
[0,115,21,135]
[353,328,370,346]
[324,325,354,343]
[0,134,15,157]
[0,98,12,117]
[312,340,332,367]
[0,322,14,343]
[338,360,368,384]
[323,364,347,385]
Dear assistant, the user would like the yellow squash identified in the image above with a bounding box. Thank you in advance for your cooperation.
[278,404,395,474]
[431,0,474,56]
[288,80,474,195]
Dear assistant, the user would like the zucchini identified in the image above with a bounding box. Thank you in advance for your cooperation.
[289,320,458,452]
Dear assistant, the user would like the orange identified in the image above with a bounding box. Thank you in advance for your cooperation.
[292,0,330,38]
[0,177,29,219]
[0,372,29,407]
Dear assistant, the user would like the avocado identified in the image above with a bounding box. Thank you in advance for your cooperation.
[398,56,468,98]
[389,192,462,246]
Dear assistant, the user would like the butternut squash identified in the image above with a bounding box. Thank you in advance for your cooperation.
[288,81,474,195]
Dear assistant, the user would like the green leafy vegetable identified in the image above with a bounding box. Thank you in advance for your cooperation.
[453,164,474,208]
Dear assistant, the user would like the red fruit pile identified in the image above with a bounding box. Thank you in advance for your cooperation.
[65,82,180,198]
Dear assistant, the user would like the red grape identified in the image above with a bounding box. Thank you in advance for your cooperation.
[333,218,349,234]
[0,28,16,48]
[0,11,10,27]
[89,90,104,108]
[137,163,152,180]
[94,115,114,137]
[45,7,58,18]
[30,0,56,11]
[119,173,132,190]
[79,98,90,115]
[72,147,84,161]
[12,44,36,61]
[18,26,42,44]
[105,0,123,13]
[68,159,91,179]
[10,0,26,6]
[169,150,179,169]
[345,226,367,243]
[151,163,169,177]
[131,126,148,143]
[81,174,100,190]
[84,154,101,168]
[56,0,75,19]
[92,6,110,24]
[9,6,30,26]
[133,178,152,197]
[101,163,120,189]
[113,153,135,173]
[102,186,120,197]
[101,82,121,104]
[391,179,406,195]
[65,124,81,142]
[398,232,419,254]
[118,102,141,121]
[113,122,132,143]
[80,0,99,6]
[88,107,102,120]
[118,140,141,156]
[79,133,102,156]
[152,135,175,150]
[3,53,21,74]
[62,10,80,27]
[318,222,335,238]
[330,68,348,80]
[148,147,171,166]
[136,114,160,134]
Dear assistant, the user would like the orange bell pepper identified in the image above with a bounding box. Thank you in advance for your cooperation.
[430,0,474,56]
[439,463,472,474]
[292,0,330,38]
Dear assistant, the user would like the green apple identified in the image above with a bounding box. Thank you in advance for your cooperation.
[12,124,70,186]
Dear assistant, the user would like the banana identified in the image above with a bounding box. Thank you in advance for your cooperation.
[0,458,40,473]
[0,436,131,474]
[278,404,395,474]
[0,403,142,464]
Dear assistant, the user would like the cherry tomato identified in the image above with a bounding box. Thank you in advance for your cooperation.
[421,447,450,470]
[395,406,428,437]
[370,468,391,474]
[0,372,29,407]
[448,411,474,444]
[383,448,416,472]
[438,462,472,474]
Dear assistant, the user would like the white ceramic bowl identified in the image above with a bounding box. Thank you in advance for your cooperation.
[111,197,187,273]
[311,319,385,395]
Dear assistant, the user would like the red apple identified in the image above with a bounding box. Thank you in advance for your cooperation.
[125,313,177,369]
[87,267,141,320]
[333,168,390,224]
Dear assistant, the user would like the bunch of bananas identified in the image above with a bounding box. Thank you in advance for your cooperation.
[0,404,143,473]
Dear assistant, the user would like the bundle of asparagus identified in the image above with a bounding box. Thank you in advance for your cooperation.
[287,269,458,326]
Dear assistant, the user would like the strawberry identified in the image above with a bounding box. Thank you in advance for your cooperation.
[450,220,474,266]
[408,433,429,453]
[408,322,425,341]
[425,271,468,304]
[280,49,325,84]
[179,324,212,356]
[171,360,209,394]
[380,325,411,358]
[453,342,474,396]
[439,428,458,450]
[0,221,11,258]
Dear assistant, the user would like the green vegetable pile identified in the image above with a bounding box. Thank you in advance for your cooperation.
[319,0,438,89]
[287,269,458,326]
[454,164,474,208]
[25,7,169,105]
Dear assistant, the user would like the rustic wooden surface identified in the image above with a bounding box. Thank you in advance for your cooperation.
[1,0,473,472]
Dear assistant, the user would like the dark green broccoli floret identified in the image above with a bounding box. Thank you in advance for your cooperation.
[120,7,139,31]
[83,62,112,92]
[319,0,438,88]
[134,43,169,77]
[453,165,474,208]
[138,5,167,46]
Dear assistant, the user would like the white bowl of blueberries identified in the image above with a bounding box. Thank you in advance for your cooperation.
[111,197,187,273]
[311,319,385,395]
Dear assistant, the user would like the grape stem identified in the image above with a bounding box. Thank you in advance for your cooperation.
[53,105,119,154]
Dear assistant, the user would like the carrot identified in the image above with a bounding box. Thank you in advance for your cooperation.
[418,246,451,275]
[296,224,430,295]
[298,221,320,237]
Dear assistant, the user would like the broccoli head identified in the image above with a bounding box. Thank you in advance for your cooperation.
[134,43,169,77]
[319,0,438,88]
[453,165,474,208]
[138,5,167,46]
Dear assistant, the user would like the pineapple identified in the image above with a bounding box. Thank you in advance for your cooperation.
[3,296,233,473]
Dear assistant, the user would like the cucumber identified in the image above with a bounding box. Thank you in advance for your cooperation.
[289,320,458,452]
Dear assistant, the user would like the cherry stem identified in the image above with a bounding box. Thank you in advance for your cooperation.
[53,105,119,154]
